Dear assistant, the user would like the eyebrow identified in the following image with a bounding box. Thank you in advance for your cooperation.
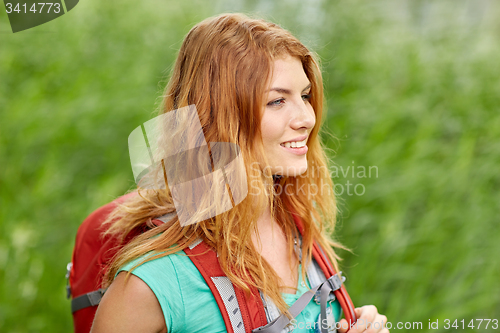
[268,83,311,95]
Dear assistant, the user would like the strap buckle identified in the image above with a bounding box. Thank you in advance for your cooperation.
[88,288,106,306]
[65,262,73,299]
[71,288,107,313]
[314,272,345,305]
[327,272,344,291]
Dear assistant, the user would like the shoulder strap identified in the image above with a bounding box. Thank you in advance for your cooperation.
[183,240,268,333]
[183,211,357,333]
[290,212,357,330]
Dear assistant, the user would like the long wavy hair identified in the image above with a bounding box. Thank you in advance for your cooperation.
[104,13,344,315]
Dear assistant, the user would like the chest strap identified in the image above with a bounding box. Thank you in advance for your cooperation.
[253,274,344,333]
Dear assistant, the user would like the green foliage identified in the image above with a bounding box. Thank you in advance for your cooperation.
[0,1,498,332]
[317,1,500,330]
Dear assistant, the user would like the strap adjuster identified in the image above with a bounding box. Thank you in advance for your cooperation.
[71,288,107,313]
[88,289,106,306]
[65,262,73,299]
[314,272,344,304]
[326,272,344,291]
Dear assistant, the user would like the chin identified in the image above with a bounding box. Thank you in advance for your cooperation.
[272,162,308,177]
[290,166,308,177]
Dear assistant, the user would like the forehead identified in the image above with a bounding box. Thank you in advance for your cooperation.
[269,56,310,88]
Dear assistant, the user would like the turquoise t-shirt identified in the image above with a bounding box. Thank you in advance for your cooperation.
[118,251,341,332]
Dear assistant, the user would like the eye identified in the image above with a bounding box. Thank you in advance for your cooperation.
[302,93,311,102]
[267,98,285,107]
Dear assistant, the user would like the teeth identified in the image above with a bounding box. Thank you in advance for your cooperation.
[296,139,306,148]
[281,139,307,148]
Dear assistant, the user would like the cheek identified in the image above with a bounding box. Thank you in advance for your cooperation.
[260,116,278,145]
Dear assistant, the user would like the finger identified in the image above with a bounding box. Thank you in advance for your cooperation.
[337,319,362,333]
[360,305,378,323]
[351,317,369,332]
[352,306,377,330]
[337,319,347,333]
[354,307,363,318]
[339,317,368,333]
[337,319,348,333]
[366,314,388,333]
[378,314,388,328]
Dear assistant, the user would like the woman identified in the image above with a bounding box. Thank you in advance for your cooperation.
[91,13,388,333]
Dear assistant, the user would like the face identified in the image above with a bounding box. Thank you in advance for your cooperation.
[260,55,316,177]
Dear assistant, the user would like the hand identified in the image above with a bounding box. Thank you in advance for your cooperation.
[338,305,388,333]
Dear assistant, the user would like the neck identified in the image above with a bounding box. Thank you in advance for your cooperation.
[253,204,275,244]
[251,196,299,293]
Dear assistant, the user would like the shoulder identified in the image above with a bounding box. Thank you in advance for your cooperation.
[119,252,192,294]
[93,250,227,333]
[91,252,186,333]
[90,271,167,333]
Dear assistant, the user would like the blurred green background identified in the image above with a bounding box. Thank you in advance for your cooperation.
[1,0,499,332]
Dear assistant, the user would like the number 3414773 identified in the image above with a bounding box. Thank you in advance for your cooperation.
[5,3,62,14]
[444,319,498,330]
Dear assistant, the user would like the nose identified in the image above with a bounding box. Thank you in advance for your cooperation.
[290,99,316,131]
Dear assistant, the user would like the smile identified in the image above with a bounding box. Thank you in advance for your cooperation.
[280,139,307,148]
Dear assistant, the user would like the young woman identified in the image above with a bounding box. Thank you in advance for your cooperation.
[90,13,388,333]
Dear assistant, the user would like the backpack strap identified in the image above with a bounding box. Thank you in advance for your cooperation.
[71,288,106,313]
[182,213,355,333]
[183,240,268,333]
[253,273,344,333]
[290,212,357,331]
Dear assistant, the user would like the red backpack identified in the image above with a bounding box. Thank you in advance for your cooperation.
[67,194,357,333]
